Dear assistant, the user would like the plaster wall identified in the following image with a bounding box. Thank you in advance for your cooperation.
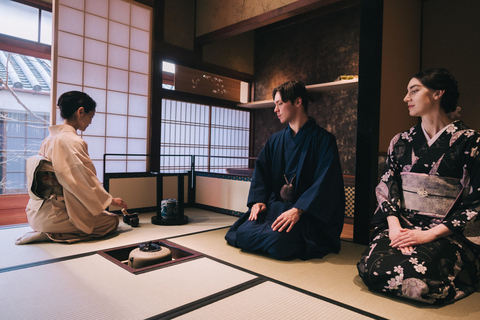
[196,0,297,36]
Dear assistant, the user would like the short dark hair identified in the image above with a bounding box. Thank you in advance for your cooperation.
[57,91,96,120]
[272,81,309,113]
[413,68,459,113]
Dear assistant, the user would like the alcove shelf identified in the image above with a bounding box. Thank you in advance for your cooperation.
[238,78,358,109]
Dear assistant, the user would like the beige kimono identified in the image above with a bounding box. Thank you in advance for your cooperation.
[16,124,119,244]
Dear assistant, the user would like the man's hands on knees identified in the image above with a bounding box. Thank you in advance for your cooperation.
[272,208,304,233]
[249,203,266,221]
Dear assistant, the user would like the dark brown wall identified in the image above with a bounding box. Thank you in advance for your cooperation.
[252,5,360,175]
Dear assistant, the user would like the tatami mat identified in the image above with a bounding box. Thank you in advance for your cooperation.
[170,228,480,320]
[0,255,256,320]
[0,208,237,270]
[176,281,378,320]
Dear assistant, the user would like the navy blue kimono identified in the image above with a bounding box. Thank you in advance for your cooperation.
[225,119,345,260]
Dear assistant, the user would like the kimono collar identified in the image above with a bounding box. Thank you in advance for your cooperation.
[48,124,79,136]
[421,121,456,146]
[286,118,316,137]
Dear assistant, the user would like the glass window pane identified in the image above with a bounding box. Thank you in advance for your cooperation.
[0,1,39,42]
[40,10,52,45]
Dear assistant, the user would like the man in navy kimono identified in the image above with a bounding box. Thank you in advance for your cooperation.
[225,81,345,260]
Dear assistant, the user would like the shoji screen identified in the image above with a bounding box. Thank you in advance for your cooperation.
[52,0,152,181]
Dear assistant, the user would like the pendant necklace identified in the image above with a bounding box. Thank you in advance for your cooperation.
[280,174,296,202]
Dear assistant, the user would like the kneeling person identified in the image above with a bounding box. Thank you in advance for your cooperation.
[225,81,345,260]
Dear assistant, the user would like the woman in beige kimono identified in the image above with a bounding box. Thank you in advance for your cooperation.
[16,91,128,244]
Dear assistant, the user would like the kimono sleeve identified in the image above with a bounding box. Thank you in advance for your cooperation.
[443,134,480,245]
[51,134,112,215]
[372,133,403,223]
[247,138,273,208]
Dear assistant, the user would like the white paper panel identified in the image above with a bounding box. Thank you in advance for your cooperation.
[129,72,148,95]
[56,83,82,101]
[57,32,83,60]
[92,160,103,182]
[84,63,107,89]
[85,14,108,41]
[130,28,149,52]
[109,21,130,47]
[106,160,126,173]
[59,0,84,11]
[57,58,83,85]
[106,114,127,137]
[84,39,107,65]
[83,88,106,113]
[55,108,62,125]
[58,5,84,35]
[108,44,129,70]
[83,112,105,136]
[128,117,147,138]
[106,137,127,154]
[128,138,147,154]
[85,0,108,17]
[131,5,151,31]
[128,94,148,117]
[82,136,105,160]
[109,0,130,24]
[127,160,146,172]
[129,50,148,74]
[107,91,128,115]
[107,68,128,92]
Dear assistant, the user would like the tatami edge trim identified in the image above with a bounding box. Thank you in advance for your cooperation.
[0,252,96,274]
[147,277,266,320]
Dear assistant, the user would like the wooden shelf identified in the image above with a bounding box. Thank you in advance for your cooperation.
[238,78,358,109]
[306,78,358,92]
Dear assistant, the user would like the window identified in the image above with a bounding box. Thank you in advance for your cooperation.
[0,0,52,45]
[161,99,250,173]
[0,51,51,194]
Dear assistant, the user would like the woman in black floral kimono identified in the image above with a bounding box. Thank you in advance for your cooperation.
[357,68,480,304]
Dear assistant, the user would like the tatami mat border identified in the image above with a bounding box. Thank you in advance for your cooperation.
[0,252,96,274]
[0,226,233,275]
[149,278,267,320]
[154,233,387,320]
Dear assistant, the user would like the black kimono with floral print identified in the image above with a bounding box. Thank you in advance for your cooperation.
[358,120,480,304]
